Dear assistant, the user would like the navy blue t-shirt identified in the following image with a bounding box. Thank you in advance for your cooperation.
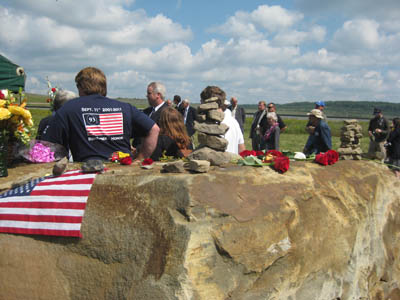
[44,94,155,162]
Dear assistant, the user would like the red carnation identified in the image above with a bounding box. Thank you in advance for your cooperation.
[326,150,339,165]
[0,91,4,99]
[120,156,132,165]
[315,153,329,166]
[273,156,290,173]
[51,88,57,93]
[142,158,153,165]
[46,98,52,103]
[266,150,283,157]
[240,150,256,157]
[255,151,264,157]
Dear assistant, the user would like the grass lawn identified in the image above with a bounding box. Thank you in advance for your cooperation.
[30,108,370,154]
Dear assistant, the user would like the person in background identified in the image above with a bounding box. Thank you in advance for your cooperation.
[200,86,245,155]
[37,89,76,140]
[43,67,159,162]
[180,98,197,143]
[132,82,168,151]
[228,97,246,134]
[143,82,169,124]
[306,101,327,134]
[249,101,267,151]
[173,94,184,113]
[150,107,193,161]
[303,109,332,155]
[267,102,287,132]
[166,99,172,106]
[263,112,280,151]
[386,118,400,178]
[368,108,389,161]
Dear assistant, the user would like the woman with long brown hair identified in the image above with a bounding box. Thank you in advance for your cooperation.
[150,107,192,161]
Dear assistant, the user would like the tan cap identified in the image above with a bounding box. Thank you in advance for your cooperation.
[307,109,323,119]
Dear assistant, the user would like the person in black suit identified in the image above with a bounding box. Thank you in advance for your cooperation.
[228,97,246,134]
[249,101,267,151]
[132,82,168,150]
[173,94,184,113]
[180,99,197,137]
[143,82,169,124]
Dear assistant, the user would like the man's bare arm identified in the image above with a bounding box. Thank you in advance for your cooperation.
[136,124,160,160]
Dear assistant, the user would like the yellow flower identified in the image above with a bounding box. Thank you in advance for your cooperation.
[8,105,31,119]
[0,100,6,107]
[0,108,11,120]
[24,117,33,127]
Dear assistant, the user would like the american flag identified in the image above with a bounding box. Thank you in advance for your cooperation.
[0,170,97,237]
[84,113,124,136]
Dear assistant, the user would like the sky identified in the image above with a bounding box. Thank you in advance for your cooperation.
[2,0,400,104]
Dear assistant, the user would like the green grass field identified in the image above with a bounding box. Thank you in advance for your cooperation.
[30,108,370,153]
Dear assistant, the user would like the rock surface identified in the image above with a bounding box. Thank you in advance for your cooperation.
[1,160,400,299]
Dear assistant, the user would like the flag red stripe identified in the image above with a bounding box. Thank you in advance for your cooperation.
[30,190,90,196]
[38,178,95,186]
[0,214,83,223]
[0,202,86,209]
[0,227,82,237]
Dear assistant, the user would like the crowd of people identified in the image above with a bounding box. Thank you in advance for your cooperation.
[38,66,400,177]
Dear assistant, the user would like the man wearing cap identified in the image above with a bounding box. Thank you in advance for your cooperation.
[367,108,389,160]
[306,101,327,134]
[303,109,332,155]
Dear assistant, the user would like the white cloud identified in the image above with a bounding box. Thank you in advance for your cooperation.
[332,19,381,52]
[251,5,303,32]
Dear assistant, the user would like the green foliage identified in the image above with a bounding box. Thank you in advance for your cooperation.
[30,108,52,136]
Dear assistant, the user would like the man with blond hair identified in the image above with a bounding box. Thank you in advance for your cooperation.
[44,67,159,162]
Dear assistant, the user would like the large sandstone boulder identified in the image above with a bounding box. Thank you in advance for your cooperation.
[1,160,400,299]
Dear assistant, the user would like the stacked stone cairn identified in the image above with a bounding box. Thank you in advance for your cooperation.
[337,119,363,160]
[187,96,235,166]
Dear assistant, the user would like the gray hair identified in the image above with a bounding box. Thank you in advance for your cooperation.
[182,98,190,104]
[266,112,277,121]
[53,90,77,111]
[148,82,166,100]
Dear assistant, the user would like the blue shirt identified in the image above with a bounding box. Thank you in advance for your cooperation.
[304,120,332,154]
[44,94,155,161]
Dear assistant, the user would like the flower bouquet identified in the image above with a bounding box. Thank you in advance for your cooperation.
[315,150,339,166]
[238,150,290,173]
[18,139,68,163]
[0,89,34,176]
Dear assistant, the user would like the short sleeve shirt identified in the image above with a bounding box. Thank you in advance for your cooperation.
[45,94,155,161]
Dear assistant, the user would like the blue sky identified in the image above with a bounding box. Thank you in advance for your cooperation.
[1,0,400,104]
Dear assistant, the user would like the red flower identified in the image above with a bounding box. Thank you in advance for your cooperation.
[315,153,329,166]
[120,156,132,165]
[266,150,283,157]
[110,152,119,162]
[326,150,339,165]
[239,150,256,157]
[51,88,57,93]
[255,151,264,156]
[273,156,290,173]
[142,158,153,165]
[46,98,52,103]
[0,91,4,99]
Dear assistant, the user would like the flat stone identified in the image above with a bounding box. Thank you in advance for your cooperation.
[162,160,185,173]
[207,110,225,123]
[187,160,210,173]
[197,132,228,151]
[81,159,105,173]
[198,102,218,112]
[201,96,219,104]
[52,157,68,177]
[194,121,229,135]
[188,146,235,166]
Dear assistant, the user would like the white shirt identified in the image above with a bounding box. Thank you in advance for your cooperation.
[222,109,244,154]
